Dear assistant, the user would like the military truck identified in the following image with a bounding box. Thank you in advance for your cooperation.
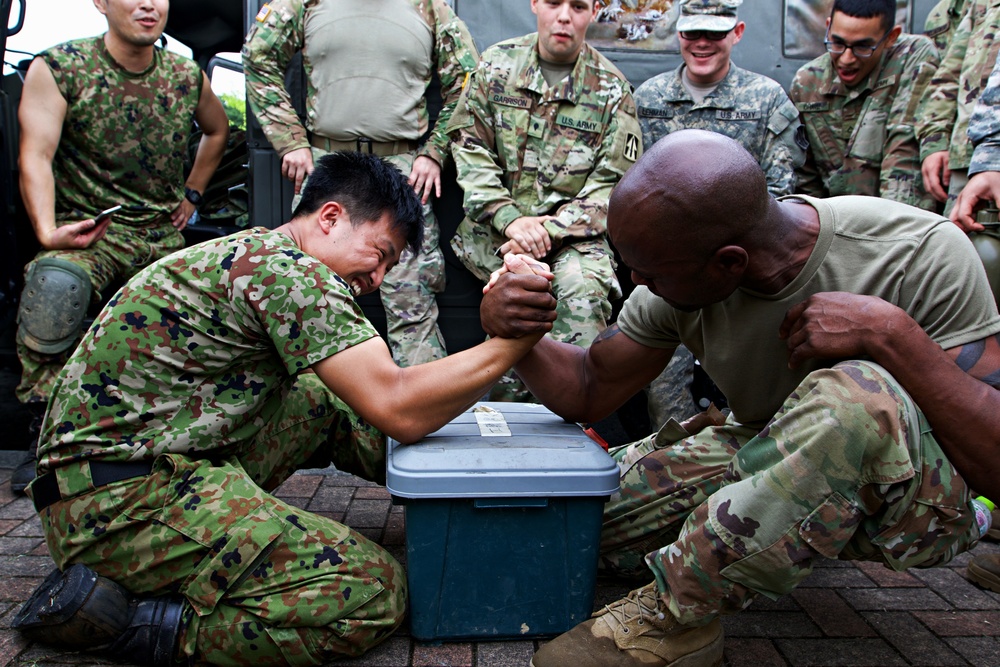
[0,0,939,444]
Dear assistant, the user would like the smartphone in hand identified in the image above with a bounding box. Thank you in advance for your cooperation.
[94,205,122,223]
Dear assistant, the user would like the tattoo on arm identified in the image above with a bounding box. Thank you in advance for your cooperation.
[594,324,621,343]
[955,339,986,372]
[954,335,1000,387]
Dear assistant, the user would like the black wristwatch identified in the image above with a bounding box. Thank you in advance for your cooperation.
[184,187,203,206]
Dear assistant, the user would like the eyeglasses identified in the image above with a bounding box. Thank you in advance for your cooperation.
[678,29,732,41]
[823,28,891,58]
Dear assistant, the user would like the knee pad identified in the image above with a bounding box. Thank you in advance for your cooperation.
[17,257,92,354]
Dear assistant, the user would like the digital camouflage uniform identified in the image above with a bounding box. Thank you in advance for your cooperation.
[924,0,969,52]
[599,195,1000,624]
[916,0,1000,214]
[29,228,405,664]
[242,0,479,367]
[968,55,1000,174]
[790,34,940,210]
[16,37,199,404]
[635,62,806,197]
[447,34,641,400]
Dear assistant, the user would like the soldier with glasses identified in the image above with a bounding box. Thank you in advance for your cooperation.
[790,0,939,209]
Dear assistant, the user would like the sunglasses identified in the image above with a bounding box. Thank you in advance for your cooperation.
[678,29,732,41]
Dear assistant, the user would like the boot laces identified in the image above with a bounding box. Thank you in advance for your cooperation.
[605,585,665,634]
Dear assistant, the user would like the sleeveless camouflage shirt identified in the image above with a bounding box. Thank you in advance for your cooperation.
[42,36,202,226]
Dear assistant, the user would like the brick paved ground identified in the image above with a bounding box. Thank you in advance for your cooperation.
[0,458,998,667]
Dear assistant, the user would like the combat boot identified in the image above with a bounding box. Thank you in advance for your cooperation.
[530,581,724,667]
[968,553,1000,594]
[12,564,187,667]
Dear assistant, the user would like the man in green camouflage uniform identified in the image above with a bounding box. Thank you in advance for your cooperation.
[447,0,641,401]
[635,0,805,198]
[242,0,479,368]
[923,0,968,52]
[634,0,807,428]
[480,130,1000,667]
[11,0,229,493]
[790,0,939,209]
[13,151,552,666]
[916,0,999,216]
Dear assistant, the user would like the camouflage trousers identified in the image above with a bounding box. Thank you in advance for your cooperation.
[32,372,406,665]
[601,360,979,626]
[305,148,447,367]
[488,241,618,401]
[16,221,184,405]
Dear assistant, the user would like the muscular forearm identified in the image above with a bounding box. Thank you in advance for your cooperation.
[394,335,547,442]
[19,152,59,247]
[512,337,595,421]
[327,333,545,445]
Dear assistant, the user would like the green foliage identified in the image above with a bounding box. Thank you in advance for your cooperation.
[219,92,247,130]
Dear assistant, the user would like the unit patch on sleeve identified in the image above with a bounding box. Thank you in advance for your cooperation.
[623,133,640,162]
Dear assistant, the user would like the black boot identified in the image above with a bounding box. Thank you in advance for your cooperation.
[11,404,46,495]
[12,564,187,667]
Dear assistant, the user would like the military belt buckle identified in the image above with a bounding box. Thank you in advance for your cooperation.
[356,137,374,153]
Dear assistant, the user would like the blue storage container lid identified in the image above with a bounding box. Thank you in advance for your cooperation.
[386,402,621,498]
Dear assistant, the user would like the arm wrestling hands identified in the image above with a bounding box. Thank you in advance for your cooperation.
[480,253,557,338]
[781,291,1000,498]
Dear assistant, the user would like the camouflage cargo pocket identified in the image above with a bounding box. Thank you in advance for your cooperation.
[847,107,887,164]
[717,491,864,599]
[123,453,285,616]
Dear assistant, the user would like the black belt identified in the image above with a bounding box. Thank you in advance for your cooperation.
[32,461,154,512]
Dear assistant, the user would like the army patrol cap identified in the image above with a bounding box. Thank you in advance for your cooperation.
[676,0,742,32]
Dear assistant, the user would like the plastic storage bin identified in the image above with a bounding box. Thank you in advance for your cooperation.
[386,402,620,641]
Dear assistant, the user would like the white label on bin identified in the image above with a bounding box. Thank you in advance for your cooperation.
[474,406,511,437]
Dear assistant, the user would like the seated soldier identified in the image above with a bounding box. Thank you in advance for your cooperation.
[447,0,641,401]
[11,152,554,667]
[11,0,229,493]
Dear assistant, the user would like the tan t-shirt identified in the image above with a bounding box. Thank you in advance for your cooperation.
[617,194,1000,429]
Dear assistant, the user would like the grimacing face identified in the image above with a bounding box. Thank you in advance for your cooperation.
[531,0,597,64]
[313,205,405,297]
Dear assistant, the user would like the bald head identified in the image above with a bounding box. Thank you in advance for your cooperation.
[608,129,770,260]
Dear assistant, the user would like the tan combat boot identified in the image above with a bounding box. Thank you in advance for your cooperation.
[968,553,1000,593]
[530,582,724,667]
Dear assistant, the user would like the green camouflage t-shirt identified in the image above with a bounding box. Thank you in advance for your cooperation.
[43,36,202,226]
[41,228,378,469]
